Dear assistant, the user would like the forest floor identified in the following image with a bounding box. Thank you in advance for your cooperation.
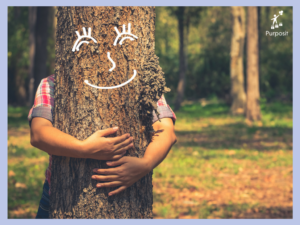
[7,101,292,218]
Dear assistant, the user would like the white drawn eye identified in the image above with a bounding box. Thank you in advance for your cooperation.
[113,23,138,46]
[72,27,97,52]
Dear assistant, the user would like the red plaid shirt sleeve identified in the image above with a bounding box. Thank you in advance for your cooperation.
[28,74,55,126]
[28,74,176,125]
[152,94,176,124]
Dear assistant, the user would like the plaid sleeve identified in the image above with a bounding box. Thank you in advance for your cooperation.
[152,94,176,124]
[28,75,55,126]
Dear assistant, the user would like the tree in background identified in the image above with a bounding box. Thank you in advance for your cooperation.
[28,7,52,106]
[8,7,29,105]
[8,7,292,107]
[51,6,168,218]
[173,7,202,110]
[33,7,50,94]
[174,7,188,111]
[246,7,261,121]
[28,7,37,106]
[230,6,246,115]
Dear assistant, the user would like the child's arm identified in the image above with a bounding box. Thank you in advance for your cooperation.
[92,117,177,196]
[31,117,133,161]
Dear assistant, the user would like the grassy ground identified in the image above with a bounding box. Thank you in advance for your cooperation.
[7,101,292,218]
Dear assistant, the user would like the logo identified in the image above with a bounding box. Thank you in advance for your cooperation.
[266,10,288,37]
[271,10,283,29]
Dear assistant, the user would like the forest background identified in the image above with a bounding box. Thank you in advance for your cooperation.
[7,6,293,219]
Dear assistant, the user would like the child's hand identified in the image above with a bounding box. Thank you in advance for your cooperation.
[91,156,151,196]
[81,127,133,161]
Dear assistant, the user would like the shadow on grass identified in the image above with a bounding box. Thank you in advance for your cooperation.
[175,123,292,151]
[196,202,292,218]
[174,101,292,119]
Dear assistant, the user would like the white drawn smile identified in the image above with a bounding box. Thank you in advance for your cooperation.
[84,70,137,90]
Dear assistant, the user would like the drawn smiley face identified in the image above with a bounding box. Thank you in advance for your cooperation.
[72,24,138,89]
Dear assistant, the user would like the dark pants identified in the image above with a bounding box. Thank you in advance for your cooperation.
[36,180,50,219]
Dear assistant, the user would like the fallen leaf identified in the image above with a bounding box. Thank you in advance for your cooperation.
[15,182,27,189]
[245,119,252,126]
[257,121,263,127]
[8,170,15,177]
[227,150,236,155]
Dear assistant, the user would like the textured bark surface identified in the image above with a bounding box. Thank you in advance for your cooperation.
[50,7,168,218]
[246,7,261,121]
[230,6,246,115]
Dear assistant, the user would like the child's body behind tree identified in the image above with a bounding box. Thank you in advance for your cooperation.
[28,74,177,218]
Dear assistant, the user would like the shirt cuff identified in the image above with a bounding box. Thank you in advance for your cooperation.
[152,106,175,124]
[29,106,53,127]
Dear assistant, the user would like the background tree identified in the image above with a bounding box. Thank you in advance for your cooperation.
[28,7,37,106]
[174,7,187,111]
[50,6,168,218]
[173,7,202,110]
[8,7,29,106]
[230,6,246,115]
[34,7,50,94]
[246,6,261,121]
[8,7,292,107]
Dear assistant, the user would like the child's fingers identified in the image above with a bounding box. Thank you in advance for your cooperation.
[114,137,133,150]
[96,181,122,188]
[108,186,127,196]
[106,157,127,167]
[93,167,119,175]
[111,133,130,145]
[92,175,118,182]
[112,150,127,160]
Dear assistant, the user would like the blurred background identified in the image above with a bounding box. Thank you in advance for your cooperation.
[8,6,292,218]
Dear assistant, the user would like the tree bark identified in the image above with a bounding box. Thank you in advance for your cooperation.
[246,7,261,121]
[230,6,246,115]
[50,6,168,219]
[28,7,37,106]
[34,7,49,93]
[175,7,186,111]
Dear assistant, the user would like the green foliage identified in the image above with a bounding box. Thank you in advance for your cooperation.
[8,7,30,105]
[8,106,31,128]
[8,7,292,105]
[8,7,56,105]
[156,7,292,103]
[260,7,293,101]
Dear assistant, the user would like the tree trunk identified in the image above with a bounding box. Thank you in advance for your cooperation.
[50,6,168,219]
[230,6,246,115]
[246,7,261,121]
[28,7,37,106]
[175,7,186,111]
[34,7,49,93]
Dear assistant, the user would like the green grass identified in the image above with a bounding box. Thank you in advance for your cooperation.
[7,101,293,218]
[152,100,292,218]
[8,145,48,218]
[8,106,31,129]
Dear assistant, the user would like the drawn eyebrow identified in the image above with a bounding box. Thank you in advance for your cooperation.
[113,23,138,46]
[72,27,97,52]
